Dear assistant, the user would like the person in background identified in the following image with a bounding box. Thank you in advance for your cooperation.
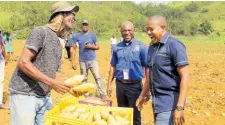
[0,29,9,109]
[65,32,75,60]
[70,20,106,99]
[4,32,13,61]
[110,34,117,55]
[120,37,123,42]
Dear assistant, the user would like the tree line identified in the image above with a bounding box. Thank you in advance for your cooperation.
[0,1,222,39]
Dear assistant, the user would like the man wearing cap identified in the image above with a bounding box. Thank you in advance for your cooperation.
[70,20,106,99]
[107,21,148,125]
[8,2,79,125]
[136,15,189,125]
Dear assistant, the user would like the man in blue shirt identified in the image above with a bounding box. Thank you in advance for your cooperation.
[107,21,148,125]
[70,20,106,99]
[136,15,189,125]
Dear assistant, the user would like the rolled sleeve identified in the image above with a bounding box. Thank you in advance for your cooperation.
[170,41,188,67]
[92,34,98,43]
[25,27,45,53]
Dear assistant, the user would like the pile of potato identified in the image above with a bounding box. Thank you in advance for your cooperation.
[59,105,131,125]
[64,75,85,87]
[64,75,97,97]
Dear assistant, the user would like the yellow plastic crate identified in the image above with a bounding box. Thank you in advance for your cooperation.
[46,102,89,125]
[45,115,86,125]
[46,101,133,125]
[59,94,85,104]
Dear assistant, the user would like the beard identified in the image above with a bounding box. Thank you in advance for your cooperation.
[151,32,162,43]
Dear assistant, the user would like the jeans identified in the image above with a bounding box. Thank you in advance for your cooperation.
[154,110,175,125]
[80,60,105,98]
[0,61,5,104]
[116,79,142,125]
[10,93,53,125]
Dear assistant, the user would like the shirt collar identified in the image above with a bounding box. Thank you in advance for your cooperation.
[149,32,169,47]
[123,38,135,46]
[159,32,169,44]
[81,31,89,35]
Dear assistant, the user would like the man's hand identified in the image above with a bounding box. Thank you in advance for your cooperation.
[69,89,85,97]
[107,84,112,97]
[174,110,185,125]
[136,96,145,111]
[145,91,151,103]
[85,43,93,49]
[51,80,72,94]
[72,63,77,70]
[136,93,151,111]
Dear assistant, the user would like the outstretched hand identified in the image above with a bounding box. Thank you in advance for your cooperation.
[51,80,72,95]
[72,64,77,70]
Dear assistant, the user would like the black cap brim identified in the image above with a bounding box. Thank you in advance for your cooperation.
[49,5,79,22]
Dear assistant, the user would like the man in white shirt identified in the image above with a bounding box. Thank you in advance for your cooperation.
[110,34,117,55]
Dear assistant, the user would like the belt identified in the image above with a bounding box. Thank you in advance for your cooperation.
[117,79,141,84]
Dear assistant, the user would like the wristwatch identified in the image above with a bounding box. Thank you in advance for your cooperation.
[176,106,184,111]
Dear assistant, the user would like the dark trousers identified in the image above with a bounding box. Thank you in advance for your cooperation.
[65,46,71,59]
[116,79,142,125]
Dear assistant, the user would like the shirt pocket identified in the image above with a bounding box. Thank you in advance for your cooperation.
[154,53,171,67]
[131,51,140,62]
[116,48,124,59]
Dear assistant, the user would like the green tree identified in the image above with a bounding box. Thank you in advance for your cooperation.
[185,2,199,12]
[190,23,198,36]
[199,20,213,35]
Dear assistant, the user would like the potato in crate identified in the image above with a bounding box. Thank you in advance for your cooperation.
[89,106,133,125]
[59,94,85,104]
[46,102,89,125]
[46,101,133,125]
[45,115,86,125]
[79,97,112,106]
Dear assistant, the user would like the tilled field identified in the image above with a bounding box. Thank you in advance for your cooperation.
[0,40,225,125]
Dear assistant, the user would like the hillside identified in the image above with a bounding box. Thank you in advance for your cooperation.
[168,1,225,37]
[0,1,224,39]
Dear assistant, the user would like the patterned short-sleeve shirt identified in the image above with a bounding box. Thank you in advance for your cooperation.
[8,26,62,97]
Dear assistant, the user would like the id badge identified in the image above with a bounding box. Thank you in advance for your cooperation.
[135,45,140,52]
[123,69,129,80]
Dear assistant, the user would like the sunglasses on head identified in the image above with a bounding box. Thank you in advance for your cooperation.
[82,23,88,26]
